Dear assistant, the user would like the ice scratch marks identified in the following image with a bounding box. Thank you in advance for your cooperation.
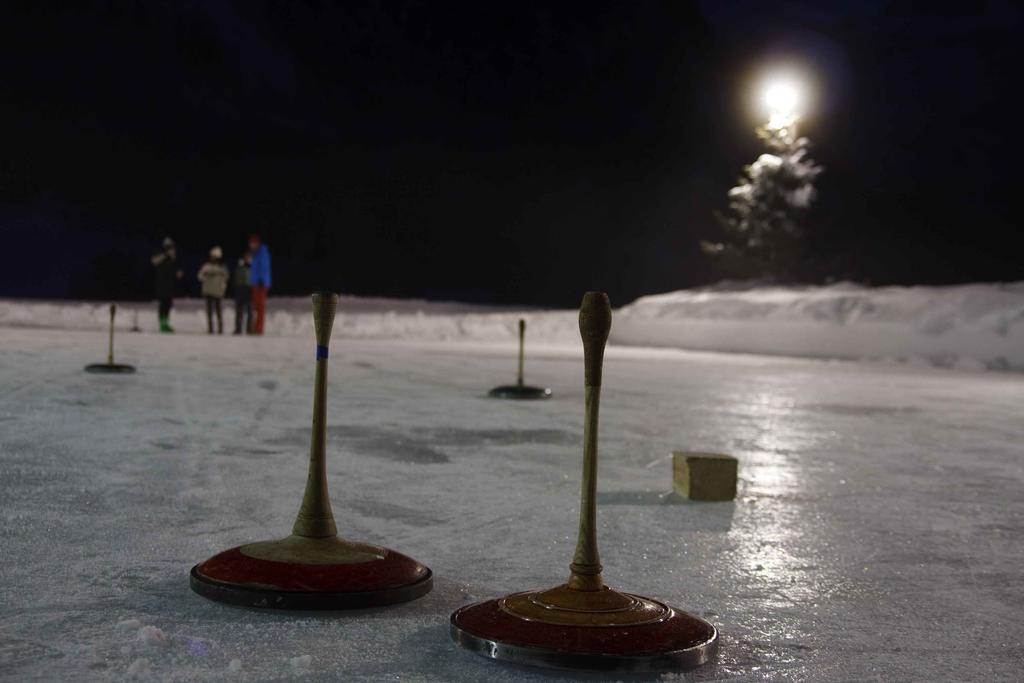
[0,637,63,675]
[263,425,450,463]
[263,424,576,465]
[344,431,450,464]
[211,445,280,457]
[426,426,575,447]
[804,403,921,418]
[50,397,92,407]
[347,498,447,527]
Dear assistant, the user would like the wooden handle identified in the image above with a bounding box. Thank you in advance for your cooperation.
[107,303,116,365]
[312,291,338,348]
[293,291,340,539]
[578,292,611,387]
[569,292,612,591]
[516,318,526,386]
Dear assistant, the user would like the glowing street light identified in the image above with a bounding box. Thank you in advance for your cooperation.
[761,75,804,130]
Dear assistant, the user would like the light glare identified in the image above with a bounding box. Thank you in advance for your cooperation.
[765,81,799,115]
[761,75,804,128]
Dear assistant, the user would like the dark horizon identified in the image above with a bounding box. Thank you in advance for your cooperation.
[2,1,1022,308]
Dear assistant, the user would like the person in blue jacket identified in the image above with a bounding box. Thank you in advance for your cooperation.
[247,234,272,335]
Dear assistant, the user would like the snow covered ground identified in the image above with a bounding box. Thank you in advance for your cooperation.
[0,296,580,345]
[3,280,1023,371]
[1,319,1023,681]
[615,281,1024,371]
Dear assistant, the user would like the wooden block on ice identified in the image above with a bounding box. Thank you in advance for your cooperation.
[673,451,737,501]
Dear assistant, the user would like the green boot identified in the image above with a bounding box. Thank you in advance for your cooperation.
[159,316,174,333]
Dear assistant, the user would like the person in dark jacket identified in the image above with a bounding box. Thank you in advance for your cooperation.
[232,250,252,335]
[150,237,183,333]
[247,234,272,335]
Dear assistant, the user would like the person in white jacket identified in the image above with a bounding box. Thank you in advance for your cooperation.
[197,246,230,334]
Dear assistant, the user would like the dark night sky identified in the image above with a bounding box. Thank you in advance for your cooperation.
[1,1,1022,307]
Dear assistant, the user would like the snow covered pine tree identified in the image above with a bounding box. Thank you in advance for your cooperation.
[705,114,823,279]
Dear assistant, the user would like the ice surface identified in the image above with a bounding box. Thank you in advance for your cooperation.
[1,324,1023,680]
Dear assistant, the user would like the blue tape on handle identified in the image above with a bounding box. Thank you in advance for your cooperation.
[316,345,329,360]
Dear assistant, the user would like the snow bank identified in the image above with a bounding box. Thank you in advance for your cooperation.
[613,281,1024,371]
[2,281,1022,371]
[0,295,580,344]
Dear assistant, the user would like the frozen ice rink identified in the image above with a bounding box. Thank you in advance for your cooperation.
[2,325,1023,680]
